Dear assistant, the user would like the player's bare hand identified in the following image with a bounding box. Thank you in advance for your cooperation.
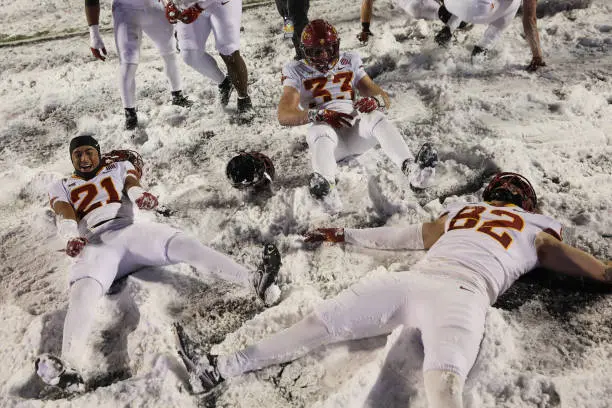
[66,237,88,257]
[309,109,353,129]
[356,29,373,45]
[165,1,182,24]
[135,192,158,210]
[89,25,107,61]
[179,4,203,24]
[526,56,546,72]
[304,228,345,243]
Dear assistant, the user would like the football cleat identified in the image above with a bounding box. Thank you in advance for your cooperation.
[171,90,193,108]
[35,354,85,393]
[125,108,138,130]
[237,95,253,114]
[174,324,224,393]
[253,243,282,303]
[218,76,233,107]
[308,172,332,200]
[403,143,438,190]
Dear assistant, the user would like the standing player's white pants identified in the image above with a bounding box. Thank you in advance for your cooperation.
[445,0,522,48]
[395,0,441,20]
[306,111,415,183]
[62,222,253,370]
[176,0,242,56]
[113,2,182,108]
[217,269,489,386]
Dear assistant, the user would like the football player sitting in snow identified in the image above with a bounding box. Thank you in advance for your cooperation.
[277,19,438,200]
[433,0,546,71]
[175,172,611,407]
[35,135,282,392]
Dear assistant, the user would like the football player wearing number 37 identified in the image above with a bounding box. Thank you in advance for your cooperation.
[277,19,438,201]
[36,135,283,393]
[178,172,611,406]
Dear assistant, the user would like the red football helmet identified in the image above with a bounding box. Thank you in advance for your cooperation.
[482,172,537,212]
[301,19,340,73]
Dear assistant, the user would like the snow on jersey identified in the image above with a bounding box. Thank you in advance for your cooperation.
[48,161,140,235]
[281,51,367,115]
[426,202,563,302]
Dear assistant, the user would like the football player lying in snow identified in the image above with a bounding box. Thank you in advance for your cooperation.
[277,19,438,200]
[35,135,282,392]
[176,172,611,408]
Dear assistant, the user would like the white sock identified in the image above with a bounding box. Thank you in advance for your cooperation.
[120,62,138,108]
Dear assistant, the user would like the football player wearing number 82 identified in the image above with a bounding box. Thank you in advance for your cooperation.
[177,172,611,407]
[278,19,438,200]
[36,135,283,392]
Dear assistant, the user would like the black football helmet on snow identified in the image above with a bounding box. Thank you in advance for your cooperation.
[226,152,275,190]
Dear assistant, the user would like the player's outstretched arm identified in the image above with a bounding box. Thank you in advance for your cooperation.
[53,201,88,257]
[535,232,610,283]
[304,216,447,250]
[356,75,391,109]
[522,0,545,72]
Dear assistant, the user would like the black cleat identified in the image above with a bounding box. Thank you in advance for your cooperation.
[125,108,138,130]
[254,243,281,303]
[171,90,193,108]
[434,26,453,47]
[237,96,253,114]
[414,142,438,169]
[308,172,332,200]
[174,323,224,393]
[35,354,85,393]
[218,76,233,107]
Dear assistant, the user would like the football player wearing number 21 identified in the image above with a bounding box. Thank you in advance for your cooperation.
[34,135,282,393]
[277,19,439,201]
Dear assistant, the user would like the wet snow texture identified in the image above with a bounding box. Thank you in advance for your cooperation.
[0,0,611,407]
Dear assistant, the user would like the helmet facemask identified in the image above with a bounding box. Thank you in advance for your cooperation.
[302,41,340,73]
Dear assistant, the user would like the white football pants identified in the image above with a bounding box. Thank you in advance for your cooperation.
[445,0,522,48]
[217,270,488,404]
[306,111,415,183]
[113,2,182,108]
[62,225,253,371]
[395,0,441,20]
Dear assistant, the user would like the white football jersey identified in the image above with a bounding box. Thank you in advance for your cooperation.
[113,0,162,9]
[426,202,563,301]
[281,51,368,114]
[48,161,140,235]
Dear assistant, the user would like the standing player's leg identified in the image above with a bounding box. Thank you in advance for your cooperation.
[396,0,441,20]
[141,5,192,107]
[306,123,341,199]
[212,0,252,113]
[175,15,229,99]
[287,0,309,60]
[356,111,438,189]
[113,5,142,130]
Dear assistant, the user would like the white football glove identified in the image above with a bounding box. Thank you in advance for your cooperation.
[89,25,107,61]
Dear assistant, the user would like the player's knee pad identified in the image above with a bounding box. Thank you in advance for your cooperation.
[307,125,339,146]
[361,110,386,134]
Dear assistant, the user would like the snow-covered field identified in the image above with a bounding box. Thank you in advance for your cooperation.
[0,0,610,407]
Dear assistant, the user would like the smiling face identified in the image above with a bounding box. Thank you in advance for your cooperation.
[71,145,100,174]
